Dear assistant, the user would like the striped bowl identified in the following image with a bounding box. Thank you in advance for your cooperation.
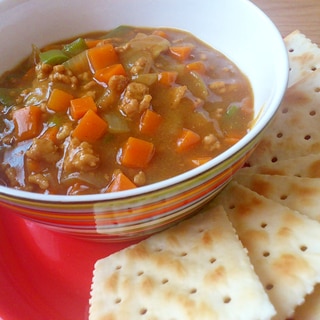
[0,0,288,241]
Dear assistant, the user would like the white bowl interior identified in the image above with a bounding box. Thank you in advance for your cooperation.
[0,0,288,202]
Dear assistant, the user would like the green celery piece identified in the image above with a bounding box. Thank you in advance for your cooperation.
[39,49,69,65]
[133,73,158,86]
[226,104,239,117]
[101,25,134,39]
[62,50,90,74]
[63,38,88,57]
[179,70,208,100]
[104,113,130,134]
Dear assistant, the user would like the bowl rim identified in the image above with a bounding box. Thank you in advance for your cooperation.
[0,0,289,204]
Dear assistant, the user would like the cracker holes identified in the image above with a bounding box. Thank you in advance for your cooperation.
[304,134,311,141]
[137,271,144,277]
[300,245,308,252]
[180,252,188,257]
[271,157,278,163]
[223,296,232,304]
[276,132,283,138]
[228,204,236,210]
[260,222,268,229]
[280,194,288,200]
[309,110,316,116]
[115,265,122,271]
[210,257,217,264]
[189,288,197,294]
[263,251,270,257]
[161,278,169,285]
[311,66,317,72]
[281,107,289,114]
[288,48,294,53]
[265,283,274,291]
[315,87,320,93]
[139,308,148,315]
[114,297,122,304]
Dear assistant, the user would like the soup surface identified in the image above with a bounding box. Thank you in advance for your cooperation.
[0,26,253,195]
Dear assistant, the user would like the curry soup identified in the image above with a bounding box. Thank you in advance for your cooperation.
[0,26,253,195]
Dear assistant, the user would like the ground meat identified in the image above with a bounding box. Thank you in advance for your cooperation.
[36,63,53,80]
[28,173,50,190]
[4,165,20,188]
[63,138,100,173]
[108,75,128,93]
[209,80,239,95]
[77,72,91,82]
[36,63,79,88]
[81,80,97,90]
[214,107,224,119]
[130,56,149,75]
[133,171,146,186]
[203,133,221,151]
[56,123,73,141]
[26,138,60,163]
[119,82,152,117]
[169,85,187,109]
[48,65,79,89]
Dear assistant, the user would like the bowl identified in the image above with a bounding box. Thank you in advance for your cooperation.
[0,0,288,241]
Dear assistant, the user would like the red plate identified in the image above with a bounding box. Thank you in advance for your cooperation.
[0,207,138,320]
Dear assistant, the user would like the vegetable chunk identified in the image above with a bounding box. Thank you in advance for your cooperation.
[13,106,43,141]
[120,137,155,168]
[72,109,108,142]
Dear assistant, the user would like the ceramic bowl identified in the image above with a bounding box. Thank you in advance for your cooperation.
[0,0,288,241]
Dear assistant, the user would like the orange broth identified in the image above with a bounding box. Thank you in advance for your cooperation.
[0,26,253,195]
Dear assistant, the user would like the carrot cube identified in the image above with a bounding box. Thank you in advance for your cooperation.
[139,109,162,135]
[70,96,97,120]
[176,128,200,152]
[106,171,137,192]
[120,137,155,168]
[72,109,108,142]
[87,44,119,72]
[94,64,126,85]
[13,105,43,141]
[47,88,73,112]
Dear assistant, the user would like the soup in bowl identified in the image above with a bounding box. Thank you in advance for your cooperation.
[0,0,288,241]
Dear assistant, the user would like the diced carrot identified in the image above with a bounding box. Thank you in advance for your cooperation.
[169,46,193,62]
[72,109,108,142]
[40,126,59,145]
[186,61,206,74]
[191,156,212,167]
[47,88,73,112]
[120,137,155,168]
[176,128,200,152]
[87,44,119,72]
[139,109,162,135]
[85,39,103,48]
[152,30,168,39]
[94,64,126,85]
[70,96,98,120]
[106,171,137,192]
[158,71,178,86]
[13,105,43,141]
